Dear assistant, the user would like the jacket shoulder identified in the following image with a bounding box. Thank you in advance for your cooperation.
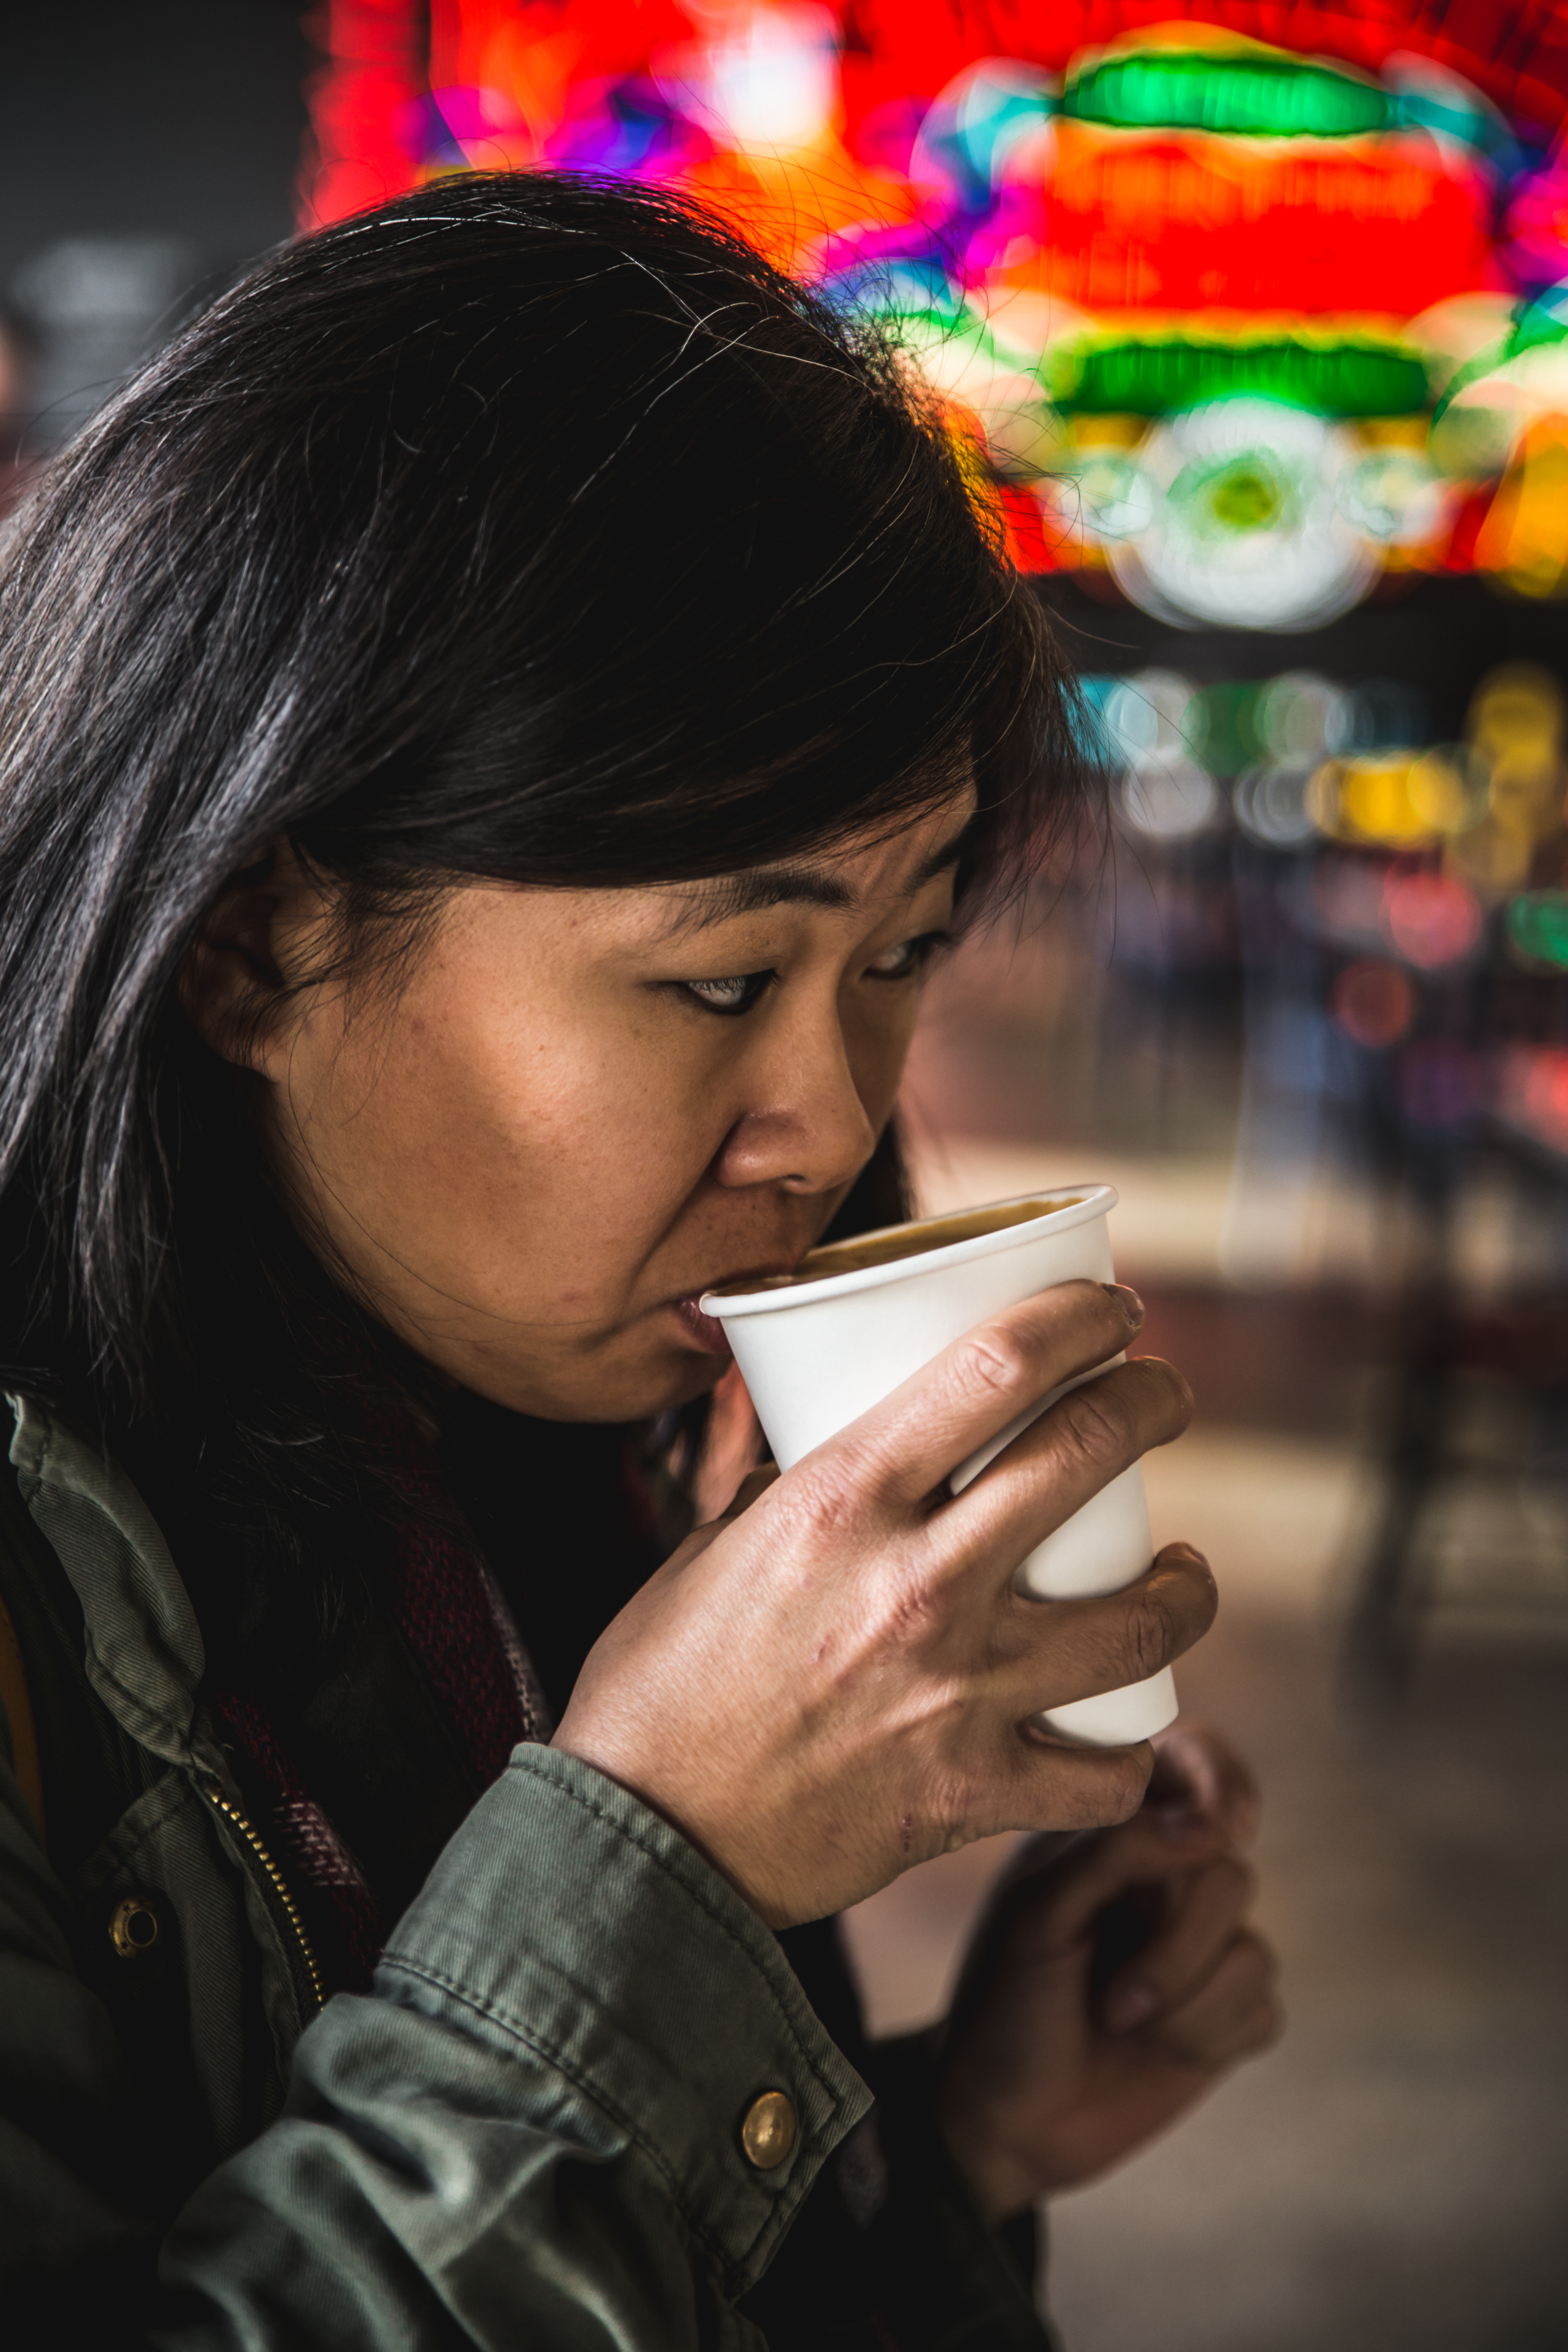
[0,1414,155,1868]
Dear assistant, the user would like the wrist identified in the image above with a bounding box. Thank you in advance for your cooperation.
[870,2031,1040,2228]
[548,1722,795,1929]
[936,2082,1044,2225]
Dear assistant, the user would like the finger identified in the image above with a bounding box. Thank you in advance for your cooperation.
[994,1735,1154,1841]
[933,1357,1191,1591]
[1146,1722,1261,1846]
[1143,1930,1283,2070]
[1001,1543,1218,1716]
[1101,1853,1257,2030]
[968,1784,1227,1966]
[990,1825,1089,1898]
[820,1279,1149,1513]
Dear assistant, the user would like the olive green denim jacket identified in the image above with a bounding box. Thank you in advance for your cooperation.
[0,1395,1050,2348]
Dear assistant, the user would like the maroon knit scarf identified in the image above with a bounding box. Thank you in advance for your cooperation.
[210,1416,555,1992]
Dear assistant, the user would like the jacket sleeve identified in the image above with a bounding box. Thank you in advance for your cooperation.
[152,1745,871,2350]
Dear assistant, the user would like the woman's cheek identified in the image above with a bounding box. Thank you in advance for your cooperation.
[845,990,921,1127]
[514,1021,726,1218]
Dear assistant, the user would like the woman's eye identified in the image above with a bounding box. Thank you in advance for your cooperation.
[867,932,946,980]
[679,971,774,1015]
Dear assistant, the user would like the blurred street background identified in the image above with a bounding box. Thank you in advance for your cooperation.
[848,650,1568,2344]
[3,6,1566,2348]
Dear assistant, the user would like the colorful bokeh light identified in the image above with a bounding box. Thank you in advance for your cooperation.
[1331,959,1418,1050]
[1499,1043,1568,1156]
[1382,871,1485,970]
[301,6,1568,625]
[1508,889,1568,968]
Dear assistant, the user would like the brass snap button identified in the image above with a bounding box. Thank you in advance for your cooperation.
[740,2090,796,2171]
[109,1895,160,1960]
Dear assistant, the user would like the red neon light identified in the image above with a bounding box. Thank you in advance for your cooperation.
[299,0,426,229]
[302,4,1568,239]
[993,123,1499,316]
[427,0,690,96]
[994,478,1058,573]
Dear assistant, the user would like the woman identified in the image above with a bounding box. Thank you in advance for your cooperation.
[0,175,1277,2346]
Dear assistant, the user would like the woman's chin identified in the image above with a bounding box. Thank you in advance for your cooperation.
[543,1332,734,1423]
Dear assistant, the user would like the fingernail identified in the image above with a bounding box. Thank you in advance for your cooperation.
[1104,1283,1146,1329]
[1106,1982,1157,2032]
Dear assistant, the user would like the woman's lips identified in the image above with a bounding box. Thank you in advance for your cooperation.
[672,1295,735,1356]
[671,1262,795,1355]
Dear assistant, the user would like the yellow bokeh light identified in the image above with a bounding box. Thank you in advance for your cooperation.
[1473,414,1568,598]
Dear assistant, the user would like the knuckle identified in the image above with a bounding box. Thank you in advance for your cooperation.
[1124,1587,1180,1681]
[881,1574,943,1648]
[782,1456,866,1546]
[951,1328,1032,1400]
[1054,1381,1136,1469]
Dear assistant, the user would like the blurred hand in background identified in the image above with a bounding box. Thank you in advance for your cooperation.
[937,1722,1281,2219]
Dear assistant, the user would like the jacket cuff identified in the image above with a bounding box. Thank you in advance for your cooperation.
[374,1743,872,2294]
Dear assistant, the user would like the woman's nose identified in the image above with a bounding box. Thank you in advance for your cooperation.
[712,1016,877,1197]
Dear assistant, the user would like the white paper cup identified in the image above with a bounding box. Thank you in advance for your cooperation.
[701,1187,1178,1748]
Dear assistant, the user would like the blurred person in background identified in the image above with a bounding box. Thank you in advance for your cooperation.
[0,176,1278,2348]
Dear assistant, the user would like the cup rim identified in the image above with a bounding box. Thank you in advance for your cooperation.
[700,1184,1118,1319]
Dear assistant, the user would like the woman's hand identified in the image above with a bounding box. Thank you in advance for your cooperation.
[935,1723,1282,2218]
[552,1279,1214,1927]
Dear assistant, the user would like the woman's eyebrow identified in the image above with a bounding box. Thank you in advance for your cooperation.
[666,821,976,936]
[663,866,854,933]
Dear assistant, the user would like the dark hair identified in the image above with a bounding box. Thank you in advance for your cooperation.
[0,173,1083,1617]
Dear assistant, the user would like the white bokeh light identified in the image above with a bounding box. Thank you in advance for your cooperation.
[1107,398,1380,631]
[661,5,839,154]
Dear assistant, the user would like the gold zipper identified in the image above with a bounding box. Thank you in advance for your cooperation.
[202,1780,325,2014]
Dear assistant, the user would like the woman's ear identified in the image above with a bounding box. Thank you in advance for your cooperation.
[178,838,327,1078]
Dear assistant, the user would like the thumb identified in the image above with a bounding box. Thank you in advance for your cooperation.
[1003,1806,1228,1964]
[1147,1722,1260,1848]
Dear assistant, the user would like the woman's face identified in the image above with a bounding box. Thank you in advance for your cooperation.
[195,793,972,1420]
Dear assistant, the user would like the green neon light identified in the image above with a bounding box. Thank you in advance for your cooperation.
[1048,335,1428,418]
[1065,51,1391,138]
[1508,891,1568,969]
